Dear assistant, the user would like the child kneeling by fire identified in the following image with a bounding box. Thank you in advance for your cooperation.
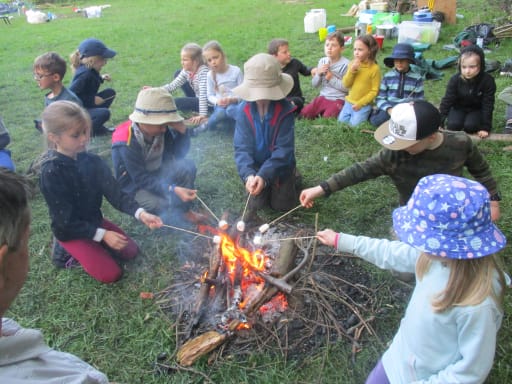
[112,87,208,225]
[316,173,509,384]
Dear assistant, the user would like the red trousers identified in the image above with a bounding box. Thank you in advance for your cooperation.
[300,96,344,119]
[58,218,139,283]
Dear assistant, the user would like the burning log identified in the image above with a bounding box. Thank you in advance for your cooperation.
[177,238,302,366]
[177,320,241,367]
[185,246,222,338]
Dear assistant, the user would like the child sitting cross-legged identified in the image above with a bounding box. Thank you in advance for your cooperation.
[369,43,424,127]
[299,31,349,119]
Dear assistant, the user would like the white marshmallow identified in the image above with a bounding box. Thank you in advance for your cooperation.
[258,223,270,233]
[213,235,221,244]
[236,220,245,232]
[218,220,228,230]
[253,235,262,245]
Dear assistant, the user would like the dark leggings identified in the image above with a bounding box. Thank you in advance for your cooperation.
[446,108,483,134]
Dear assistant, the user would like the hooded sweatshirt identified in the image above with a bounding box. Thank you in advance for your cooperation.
[439,45,496,133]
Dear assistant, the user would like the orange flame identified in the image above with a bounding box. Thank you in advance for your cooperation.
[200,226,288,326]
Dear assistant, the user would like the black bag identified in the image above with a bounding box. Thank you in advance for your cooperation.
[453,23,497,48]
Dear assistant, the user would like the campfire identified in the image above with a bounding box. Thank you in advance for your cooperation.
[153,203,410,375]
[173,216,306,367]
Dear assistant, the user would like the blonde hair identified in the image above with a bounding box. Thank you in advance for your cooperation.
[416,253,506,313]
[41,101,91,149]
[69,50,103,73]
[202,40,227,92]
[181,43,204,66]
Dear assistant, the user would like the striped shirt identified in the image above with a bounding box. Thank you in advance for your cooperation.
[162,64,209,116]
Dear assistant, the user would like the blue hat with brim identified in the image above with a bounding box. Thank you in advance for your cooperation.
[393,174,506,259]
[79,38,116,59]
[383,43,415,68]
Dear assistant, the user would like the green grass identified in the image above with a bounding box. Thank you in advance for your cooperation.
[2,0,512,382]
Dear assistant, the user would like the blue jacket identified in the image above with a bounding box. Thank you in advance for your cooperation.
[111,121,191,197]
[69,65,103,108]
[233,100,296,185]
[39,150,139,241]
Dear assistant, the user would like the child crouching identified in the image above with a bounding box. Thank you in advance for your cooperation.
[39,101,162,283]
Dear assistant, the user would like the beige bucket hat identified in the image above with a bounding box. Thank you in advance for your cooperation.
[129,88,184,125]
[233,53,293,101]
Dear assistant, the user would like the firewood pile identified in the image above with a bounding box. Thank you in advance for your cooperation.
[152,220,412,379]
[494,23,512,38]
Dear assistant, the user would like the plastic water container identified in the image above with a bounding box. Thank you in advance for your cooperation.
[413,10,433,22]
[398,21,441,44]
[358,9,377,24]
[304,8,326,33]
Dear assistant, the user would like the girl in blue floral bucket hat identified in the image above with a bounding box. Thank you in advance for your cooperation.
[316,173,508,384]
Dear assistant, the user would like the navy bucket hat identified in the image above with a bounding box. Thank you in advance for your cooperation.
[383,43,415,68]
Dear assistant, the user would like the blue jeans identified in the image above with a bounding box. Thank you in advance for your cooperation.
[338,101,372,127]
[0,149,14,171]
[207,105,237,130]
[369,109,390,127]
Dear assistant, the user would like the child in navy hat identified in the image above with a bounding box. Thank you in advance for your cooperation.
[69,38,117,136]
[316,173,508,384]
[370,43,424,127]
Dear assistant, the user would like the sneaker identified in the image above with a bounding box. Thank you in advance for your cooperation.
[51,237,73,268]
[94,125,115,136]
[504,120,512,134]
[191,122,208,136]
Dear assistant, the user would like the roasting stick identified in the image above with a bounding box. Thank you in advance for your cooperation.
[257,204,303,234]
[237,194,251,232]
[240,193,251,221]
[162,224,218,242]
[195,195,220,222]
[264,235,316,242]
[268,204,302,226]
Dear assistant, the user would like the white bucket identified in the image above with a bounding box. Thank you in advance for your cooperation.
[304,8,326,33]
[85,6,102,18]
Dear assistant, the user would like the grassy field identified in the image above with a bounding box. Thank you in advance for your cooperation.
[2,0,512,382]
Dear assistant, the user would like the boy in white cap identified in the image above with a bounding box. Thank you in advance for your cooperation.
[300,100,502,221]
[316,174,508,384]
[112,88,205,224]
[232,53,298,219]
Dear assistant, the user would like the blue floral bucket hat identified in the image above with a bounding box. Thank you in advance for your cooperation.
[393,174,506,259]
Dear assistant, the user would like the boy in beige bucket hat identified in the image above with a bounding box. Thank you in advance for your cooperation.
[112,88,206,224]
[232,53,299,219]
